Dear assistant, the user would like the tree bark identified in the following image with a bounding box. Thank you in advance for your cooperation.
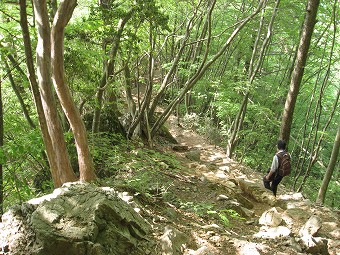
[0,76,3,216]
[33,0,77,184]
[51,0,96,182]
[3,58,36,128]
[316,123,340,204]
[226,0,278,158]
[279,0,320,145]
[20,0,62,187]
[92,9,133,133]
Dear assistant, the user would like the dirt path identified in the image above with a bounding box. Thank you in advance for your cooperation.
[155,114,338,255]
[156,115,280,254]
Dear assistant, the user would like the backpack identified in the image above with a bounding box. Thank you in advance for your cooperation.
[276,151,291,177]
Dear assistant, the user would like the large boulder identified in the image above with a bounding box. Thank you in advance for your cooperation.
[0,182,153,255]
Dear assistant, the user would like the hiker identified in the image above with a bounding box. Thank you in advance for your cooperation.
[263,140,291,197]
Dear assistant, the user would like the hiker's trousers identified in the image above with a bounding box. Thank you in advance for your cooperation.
[263,170,283,197]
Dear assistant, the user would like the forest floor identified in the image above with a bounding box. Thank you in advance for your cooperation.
[114,114,306,255]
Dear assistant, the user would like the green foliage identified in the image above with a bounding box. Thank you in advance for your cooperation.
[89,132,182,186]
[207,209,246,227]
[1,127,47,209]
[179,201,214,217]
[179,201,246,227]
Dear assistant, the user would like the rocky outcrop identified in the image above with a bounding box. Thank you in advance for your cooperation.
[234,178,340,255]
[0,182,152,255]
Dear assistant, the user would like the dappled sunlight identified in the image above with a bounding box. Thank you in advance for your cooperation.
[233,239,267,255]
[253,225,291,239]
[279,192,305,201]
[214,170,228,179]
[218,165,230,172]
[207,151,225,162]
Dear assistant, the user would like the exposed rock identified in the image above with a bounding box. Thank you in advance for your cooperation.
[237,179,272,204]
[298,215,329,254]
[239,207,254,218]
[201,224,224,232]
[232,239,261,255]
[253,226,291,239]
[172,145,189,152]
[301,236,329,255]
[286,200,313,210]
[329,229,340,239]
[285,207,313,229]
[299,215,322,237]
[285,237,303,253]
[186,150,201,161]
[189,246,209,255]
[236,194,254,209]
[159,226,188,255]
[0,182,152,255]
[196,164,209,172]
[259,207,282,227]
[327,239,340,255]
[224,180,237,189]
[216,194,229,201]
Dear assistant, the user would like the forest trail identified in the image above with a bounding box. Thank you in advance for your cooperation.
[158,115,276,254]
[151,114,340,255]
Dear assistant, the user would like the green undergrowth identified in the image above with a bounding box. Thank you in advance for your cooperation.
[178,201,246,227]
[91,133,182,177]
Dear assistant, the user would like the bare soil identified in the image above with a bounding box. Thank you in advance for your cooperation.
[130,115,293,255]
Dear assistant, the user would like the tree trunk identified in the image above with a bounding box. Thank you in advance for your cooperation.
[316,124,340,205]
[0,75,3,216]
[150,0,265,138]
[226,0,279,158]
[3,58,36,128]
[294,0,337,191]
[279,0,320,145]
[92,10,133,133]
[32,0,77,184]
[20,0,62,187]
[51,0,96,182]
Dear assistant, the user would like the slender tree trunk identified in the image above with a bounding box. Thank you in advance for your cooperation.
[3,58,36,128]
[280,0,320,145]
[150,0,265,138]
[316,123,340,204]
[19,0,62,187]
[0,76,3,216]
[33,0,77,184]
[92,11,133,133]
[123,64,136,120]
[226,0,278,158]
[145,22,155,145]
[51,0,96,182]
[294,1,337,191]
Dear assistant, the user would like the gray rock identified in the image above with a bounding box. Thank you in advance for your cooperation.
[299,215,322,238]
[216,194,229,201]
[186,150,201,161]
[259,207,282,227]
[1,182,152,255]
[253,226,291,239]
[160,226,188,255]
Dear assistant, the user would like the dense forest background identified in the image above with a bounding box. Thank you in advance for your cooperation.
[0,0,339,215]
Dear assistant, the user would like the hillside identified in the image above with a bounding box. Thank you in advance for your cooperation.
[0,116,339,255]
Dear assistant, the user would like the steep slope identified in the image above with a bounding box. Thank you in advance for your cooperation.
[1,116,339,255]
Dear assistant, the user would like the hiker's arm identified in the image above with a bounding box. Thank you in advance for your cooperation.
[265,155,278,180]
